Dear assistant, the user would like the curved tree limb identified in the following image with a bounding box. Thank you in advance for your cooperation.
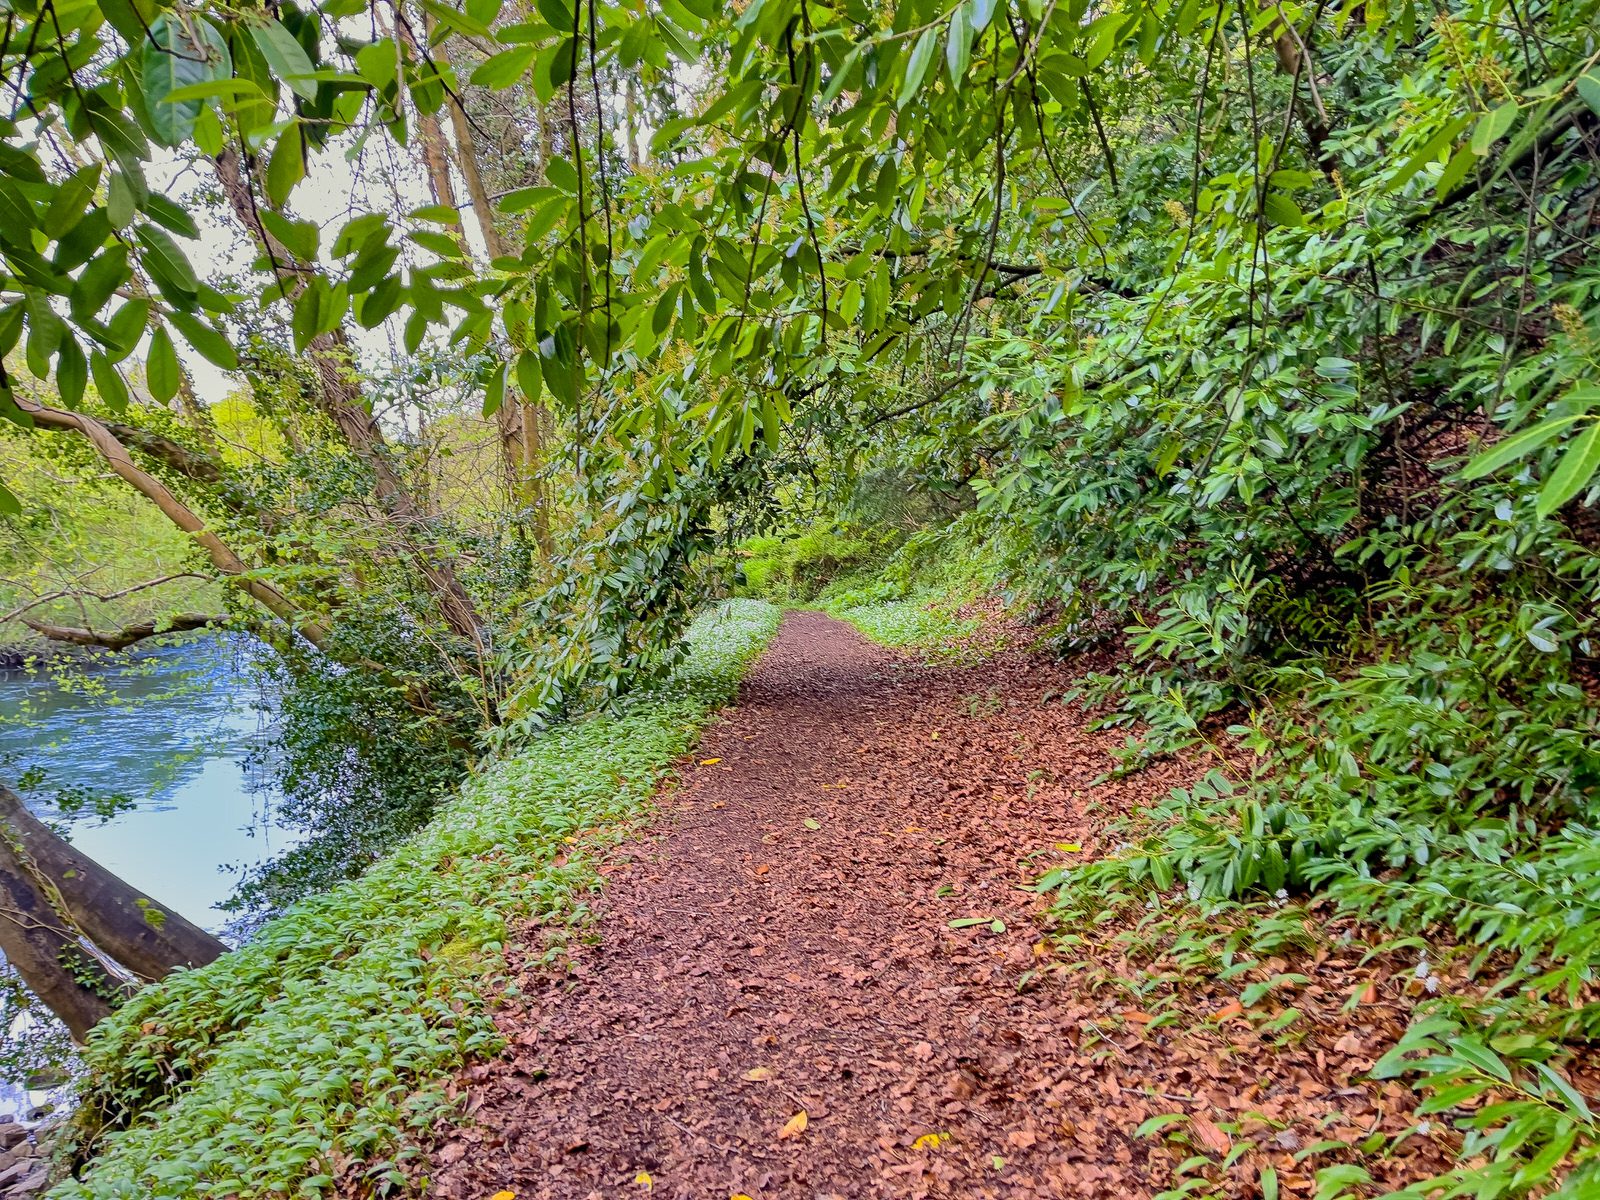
[13,393,335,651]
[20,612,230,652]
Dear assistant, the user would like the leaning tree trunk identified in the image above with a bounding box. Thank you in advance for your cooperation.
[0,786,226,983]
[212,147,487,655]
[14,395,336,651]
[0,838,123,1043]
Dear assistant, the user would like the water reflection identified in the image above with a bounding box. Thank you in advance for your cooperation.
[0,635,291,927]
[0,635,294,1117]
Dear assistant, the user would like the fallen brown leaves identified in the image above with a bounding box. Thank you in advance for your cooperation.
[364,611,1506,1200]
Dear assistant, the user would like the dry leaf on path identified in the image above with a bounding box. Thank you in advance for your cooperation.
[700,758,722,765]
[743,1067,772,1082]
[1190,1115,1231,1155]
[778,1110,808,1139]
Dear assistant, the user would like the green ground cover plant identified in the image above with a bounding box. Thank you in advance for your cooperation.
[50,601,779,1200]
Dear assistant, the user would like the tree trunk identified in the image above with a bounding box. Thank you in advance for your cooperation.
[21,613,229,652]
[624,71,643,170]
[0,837,122,1043]
[431,33,555,554]
[211,147,487,653]
[0,786,227,983]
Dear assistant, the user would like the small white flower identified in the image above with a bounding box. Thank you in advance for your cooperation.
[1417,1121,1433,1135]
[1414,959,1430,979]
[1275,888,1288,900]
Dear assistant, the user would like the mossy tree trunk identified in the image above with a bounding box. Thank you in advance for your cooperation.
[0,784,229,1041]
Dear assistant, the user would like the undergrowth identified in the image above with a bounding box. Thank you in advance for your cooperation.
[51,601,780,1200]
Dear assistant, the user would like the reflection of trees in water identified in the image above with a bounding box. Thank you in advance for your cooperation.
[0,635,269,822]
[0,634,264,1114]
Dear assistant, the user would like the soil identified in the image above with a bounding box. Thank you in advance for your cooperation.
[410,611,1458,1200]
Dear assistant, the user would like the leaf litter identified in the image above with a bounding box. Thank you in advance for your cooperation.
[388,611,1502,1199]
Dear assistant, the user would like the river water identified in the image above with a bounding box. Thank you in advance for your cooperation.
[0,636,289,927]
[0,636,291,1115]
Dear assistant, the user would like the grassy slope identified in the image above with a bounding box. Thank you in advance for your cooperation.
[53,600,781,1200]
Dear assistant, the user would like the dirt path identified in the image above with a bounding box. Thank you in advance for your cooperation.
[423,611,1161,1198]
[418,612,1444,1199]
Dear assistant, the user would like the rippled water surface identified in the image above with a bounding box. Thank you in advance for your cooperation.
[0,635,291,929]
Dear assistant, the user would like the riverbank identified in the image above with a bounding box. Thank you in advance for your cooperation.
[48,601,780,1199]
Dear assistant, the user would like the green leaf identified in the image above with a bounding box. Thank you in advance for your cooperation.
[146,324,181,402]
[546,156,580,194]
[1577,69,1600,118]
[482,362,506,417]
[820,47,860,108]
[90,351,131,412]
[411,204,462,225]
[267,129,307,208]
[1460,415,1585,480]
[142,13,232,147]
[252,19,319,101]
[472,45,538,89]
[515,350,543,403]
[167,312,239,371]
[55,336,87,408]
[1537,419,1600,517]
[261,210,320,263]
[899,27,939,108]
[105,299,151,359]
[135,226,199,296]
[1134,1113,1188,1138]
[1471,101,1518,155]
[946,5,972,86]
[948,916,991,928]
[1262,192,1305,227]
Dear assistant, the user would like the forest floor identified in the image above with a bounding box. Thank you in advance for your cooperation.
[408,611,1460,1200]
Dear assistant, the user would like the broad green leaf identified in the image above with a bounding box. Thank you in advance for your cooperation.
[167,312,240,371]
[482,362,507,417]
[135,226,198,296]
[820,47,860,108]
[1577,69,1600,117]
[1262,192,1305,227]
[472,45,538,89]
[1470,102,1518,154]
[267,129,307,208]
[546,156,580,194]
[261,210,320,263]
[142,13,232,147]
[515,350,543,403]
[899,28,939,108]
[1460,414,1585,480]
[55,336,87,408]
[90,350,131,412]
[946,6,972,86]
[146,324,181,402]
[252,19,319,100]
[1537,419,1600,516]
